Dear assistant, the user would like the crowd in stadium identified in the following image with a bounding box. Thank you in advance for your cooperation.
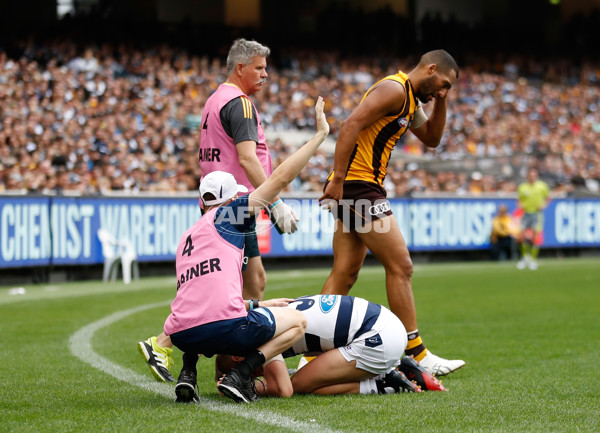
[1,40,599,197]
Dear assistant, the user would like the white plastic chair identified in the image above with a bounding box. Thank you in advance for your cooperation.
[97,228,139,284]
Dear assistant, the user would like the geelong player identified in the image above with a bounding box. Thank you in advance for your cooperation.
[164,97,329,404]
[216,295,446,396]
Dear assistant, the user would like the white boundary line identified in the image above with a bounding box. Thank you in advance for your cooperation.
[69,301,339,433]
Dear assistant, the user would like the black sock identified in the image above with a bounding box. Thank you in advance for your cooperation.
[182,352,198,374]
[236,350,266,377]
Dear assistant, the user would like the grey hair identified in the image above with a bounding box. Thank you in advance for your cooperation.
[226,38,271,75]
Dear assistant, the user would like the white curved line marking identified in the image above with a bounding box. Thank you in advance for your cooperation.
[69,301,338,433]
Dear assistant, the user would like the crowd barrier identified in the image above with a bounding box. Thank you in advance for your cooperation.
[1,195,599,268]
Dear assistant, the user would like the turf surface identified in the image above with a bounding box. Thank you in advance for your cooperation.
[1,257,599,432]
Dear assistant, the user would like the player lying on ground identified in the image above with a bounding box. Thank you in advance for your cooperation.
[216,295,446,396]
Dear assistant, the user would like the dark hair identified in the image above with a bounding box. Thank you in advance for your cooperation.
[202,192,217,205]
[420,49,459,79]
[215,354,238,381]
[215,354,264,380]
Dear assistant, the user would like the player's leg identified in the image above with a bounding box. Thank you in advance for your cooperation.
[356,215,416,331]
[175,351,201,403]
[257,307,307,359]
[521,234,532,258]
[288,353,418,395]
[217,307,307,381]
[291,349,374,394]
[357,215,465,376]
[529,212,543,270]
[518,213,538,268]
[321,220,368,295]
[309,223,367,374]
[218,307,306,403]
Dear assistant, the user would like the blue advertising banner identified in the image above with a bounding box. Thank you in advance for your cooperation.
[0,195,598,268]
[0,196,200,268]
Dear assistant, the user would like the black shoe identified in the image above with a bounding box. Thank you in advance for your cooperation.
[399,356,447,391]
[175,369,199,403]
[217,368,258,403]
[376,369,422,394]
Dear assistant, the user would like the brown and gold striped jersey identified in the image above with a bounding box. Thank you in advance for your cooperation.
[328,71,419,186]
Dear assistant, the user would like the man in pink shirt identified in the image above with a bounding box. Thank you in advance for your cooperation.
[167,97,329,404]
[198,38,298,301]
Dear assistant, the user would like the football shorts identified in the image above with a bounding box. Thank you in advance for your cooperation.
[325,180,393,231]
[338,307,406,375]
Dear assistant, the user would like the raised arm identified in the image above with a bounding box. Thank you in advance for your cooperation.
[409,95,449,148]
[247,97,329,214]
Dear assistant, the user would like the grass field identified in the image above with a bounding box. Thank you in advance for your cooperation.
[1,257,599,432]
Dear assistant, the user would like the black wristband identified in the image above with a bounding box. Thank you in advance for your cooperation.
[252,299,259,309]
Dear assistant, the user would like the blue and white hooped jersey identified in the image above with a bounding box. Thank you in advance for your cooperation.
[283,295,382,356]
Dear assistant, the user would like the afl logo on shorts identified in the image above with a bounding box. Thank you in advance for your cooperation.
[319,295,338,313]
[368,201,391,216]
[398,117,408,128]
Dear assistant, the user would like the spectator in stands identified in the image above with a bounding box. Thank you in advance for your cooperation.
[0,42,599,196]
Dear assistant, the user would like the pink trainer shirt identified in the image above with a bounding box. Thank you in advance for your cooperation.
[198,83,272,193]
[164,207,246,335]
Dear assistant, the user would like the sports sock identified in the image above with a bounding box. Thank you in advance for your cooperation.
[531,245,540,260]
[236,350,266,377]
[359,378,378,395]
[182,352,199,374]
[405,330,428,361]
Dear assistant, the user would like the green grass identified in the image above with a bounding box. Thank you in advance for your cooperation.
[1,258,599,432]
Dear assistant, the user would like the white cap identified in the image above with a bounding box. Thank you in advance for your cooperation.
[199,171,248,206]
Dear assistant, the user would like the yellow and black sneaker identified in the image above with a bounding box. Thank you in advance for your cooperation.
[137,336,175,382]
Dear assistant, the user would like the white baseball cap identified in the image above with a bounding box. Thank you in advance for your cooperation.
[199,171,248,206]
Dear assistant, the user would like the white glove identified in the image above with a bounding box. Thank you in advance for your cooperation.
[270,201,299,234]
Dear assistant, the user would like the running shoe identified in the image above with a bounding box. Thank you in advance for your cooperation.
[399,356,447,391]
[419,351,465,376]
[376,369,422,394]
[137,336,175,382]
[217,369,259,403]
[175,369,199,403]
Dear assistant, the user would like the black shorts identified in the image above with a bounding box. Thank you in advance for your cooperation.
[325,180,393,231]
[170,308,276,358]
